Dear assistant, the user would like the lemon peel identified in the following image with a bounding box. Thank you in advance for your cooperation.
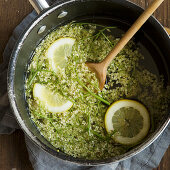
[33,83,73,113]
[46,37,75,73]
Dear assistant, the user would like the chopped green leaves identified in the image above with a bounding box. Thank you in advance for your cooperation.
[77,77,110,105]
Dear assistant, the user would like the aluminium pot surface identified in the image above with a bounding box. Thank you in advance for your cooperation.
[7,0,170,166]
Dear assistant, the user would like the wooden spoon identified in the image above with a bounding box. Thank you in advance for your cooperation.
[86,0,164,90]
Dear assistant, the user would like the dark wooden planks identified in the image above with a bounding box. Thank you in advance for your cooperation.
[0,0,169,170]
[0,130,33,170]
[131,0,169,27]
[0,0,32,63]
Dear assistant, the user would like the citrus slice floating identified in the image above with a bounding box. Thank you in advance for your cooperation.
[33,83,73,113]
[46,37,75,73]
[105,99,150,145]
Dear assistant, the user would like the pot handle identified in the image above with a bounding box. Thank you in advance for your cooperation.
[29,0,50,14]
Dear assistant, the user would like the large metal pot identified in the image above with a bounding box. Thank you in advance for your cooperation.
[7,0,170,166]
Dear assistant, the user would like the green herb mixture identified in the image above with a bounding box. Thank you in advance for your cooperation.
[25,23,170,160]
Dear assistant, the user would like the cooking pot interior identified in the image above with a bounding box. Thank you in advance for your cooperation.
[9,0,170,165]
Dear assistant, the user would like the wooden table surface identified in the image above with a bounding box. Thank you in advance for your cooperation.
[0,0,169,169]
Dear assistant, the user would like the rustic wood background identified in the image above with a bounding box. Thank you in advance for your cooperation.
[0,0,169,169]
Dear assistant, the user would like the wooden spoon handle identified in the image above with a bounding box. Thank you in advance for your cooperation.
[102,0,164,67]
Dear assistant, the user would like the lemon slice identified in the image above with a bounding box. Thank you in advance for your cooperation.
[105,99,150,145]
[33,83,73,113]
[46,37,75,73]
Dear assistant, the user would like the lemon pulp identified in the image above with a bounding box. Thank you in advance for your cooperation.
[105,99,150,145]
[46,37,75,73]
[33,83,73,113]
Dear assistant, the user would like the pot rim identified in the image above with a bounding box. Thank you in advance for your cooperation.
[7,0,170,166]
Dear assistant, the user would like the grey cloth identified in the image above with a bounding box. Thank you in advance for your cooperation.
[0,2,169,169]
